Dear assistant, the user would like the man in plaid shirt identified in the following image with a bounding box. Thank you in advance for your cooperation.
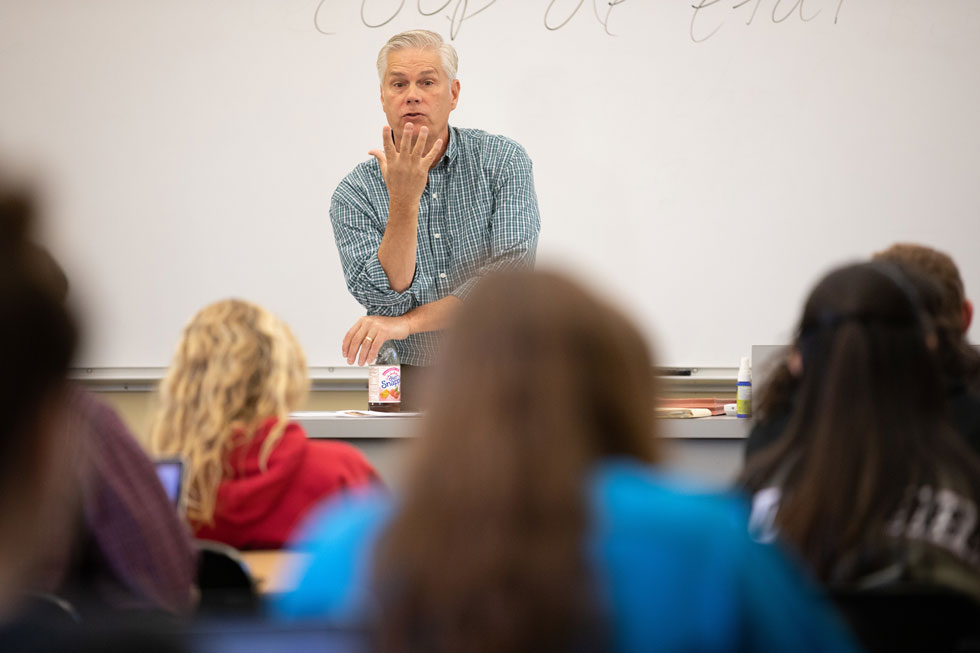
[333,29,541,385]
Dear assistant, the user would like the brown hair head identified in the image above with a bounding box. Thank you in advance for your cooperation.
[372,269,659,652]
[873,243,966,332]
[872,242,980,388]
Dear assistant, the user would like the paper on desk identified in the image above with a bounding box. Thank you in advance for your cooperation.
[655,407,713,419]
[658,398,728,416]
[335,410,424,417]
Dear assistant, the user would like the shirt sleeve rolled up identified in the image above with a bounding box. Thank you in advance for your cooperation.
[330,183,423,316]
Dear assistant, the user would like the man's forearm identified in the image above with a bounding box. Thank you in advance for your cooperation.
[377,197,420,293]
[405,295,462,335]
[342,294,462,365]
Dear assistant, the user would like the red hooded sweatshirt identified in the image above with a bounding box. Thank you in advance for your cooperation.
[195,418,379,549]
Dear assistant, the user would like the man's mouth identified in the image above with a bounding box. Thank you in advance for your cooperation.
[403,112,425,119]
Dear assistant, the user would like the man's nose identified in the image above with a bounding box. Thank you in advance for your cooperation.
[405,85,421,103]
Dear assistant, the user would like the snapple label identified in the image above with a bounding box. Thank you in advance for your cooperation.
[369,364,401,412]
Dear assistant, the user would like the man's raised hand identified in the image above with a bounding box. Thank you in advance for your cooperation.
[368,124,443,203]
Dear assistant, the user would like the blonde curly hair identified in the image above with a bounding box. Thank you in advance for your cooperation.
[150,299,309,526]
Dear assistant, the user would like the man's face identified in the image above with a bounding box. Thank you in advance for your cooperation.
[380,47,460,147]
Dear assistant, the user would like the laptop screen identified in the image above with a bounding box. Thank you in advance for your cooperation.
[186,618,367,653]
[154,458,185,510]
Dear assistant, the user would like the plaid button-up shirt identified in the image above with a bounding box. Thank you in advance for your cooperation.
[330,126,541,366]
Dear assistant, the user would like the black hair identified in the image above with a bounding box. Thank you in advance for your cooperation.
[0,184,77,482]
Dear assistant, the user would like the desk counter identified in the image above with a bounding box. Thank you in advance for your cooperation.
[293,412,750,440]
[293,412,750,489]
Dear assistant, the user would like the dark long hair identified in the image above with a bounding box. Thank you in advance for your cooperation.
[0,183,77,602]
[741,262,980,582]
[371,270,660,653]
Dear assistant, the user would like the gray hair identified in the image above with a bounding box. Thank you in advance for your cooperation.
[376,30,458,83]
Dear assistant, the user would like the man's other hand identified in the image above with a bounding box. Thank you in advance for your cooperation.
[342,314,411,366]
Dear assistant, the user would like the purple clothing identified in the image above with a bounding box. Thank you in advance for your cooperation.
[37,387,196,613]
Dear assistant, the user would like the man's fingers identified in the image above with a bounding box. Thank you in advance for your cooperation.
[422,138,444,165]
[400,122,414,154]
[413,126,430,157]
[349,337,367,365]
[344,320,371,365]
[342,320,363,360]
[381,126,395,156]
[357,330,383,366]
[365,336,385,366]
[368,149,388,178]
[387,125,397,151]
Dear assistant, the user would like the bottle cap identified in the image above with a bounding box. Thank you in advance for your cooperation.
[737,356,751,382]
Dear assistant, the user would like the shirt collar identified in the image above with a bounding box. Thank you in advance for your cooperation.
[437,126,459,170]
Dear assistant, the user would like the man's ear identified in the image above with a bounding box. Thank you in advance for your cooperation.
[963,299,974,333]
[450,79,460,110]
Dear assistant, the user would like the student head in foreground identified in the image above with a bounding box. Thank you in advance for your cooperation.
[150,299,378,550]
[740,261,980,598]
[277,269,858,652]
[0,184,76,615]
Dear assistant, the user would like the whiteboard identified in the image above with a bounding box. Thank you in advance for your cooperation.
[1,0,978,372]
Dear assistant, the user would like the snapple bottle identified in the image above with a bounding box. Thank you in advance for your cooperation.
[368,341,401,412]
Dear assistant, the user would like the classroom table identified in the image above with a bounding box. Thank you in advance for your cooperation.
[293,412,750,490]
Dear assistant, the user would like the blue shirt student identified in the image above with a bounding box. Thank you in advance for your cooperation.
[275,461,860,652]
[331,126,541,366]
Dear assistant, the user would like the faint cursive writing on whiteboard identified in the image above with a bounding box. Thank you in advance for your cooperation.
[314,0,633,39]
[690,0,846,43]
[312,0,844,42]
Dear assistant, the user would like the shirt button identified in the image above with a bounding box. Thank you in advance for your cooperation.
[434,233,441,239]
[433,193,439,199]
[439,273,447,279]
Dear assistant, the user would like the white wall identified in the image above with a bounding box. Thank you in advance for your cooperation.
[1,0,977,372]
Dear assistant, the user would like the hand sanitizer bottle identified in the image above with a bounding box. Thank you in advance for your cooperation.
[736,356,752,419]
